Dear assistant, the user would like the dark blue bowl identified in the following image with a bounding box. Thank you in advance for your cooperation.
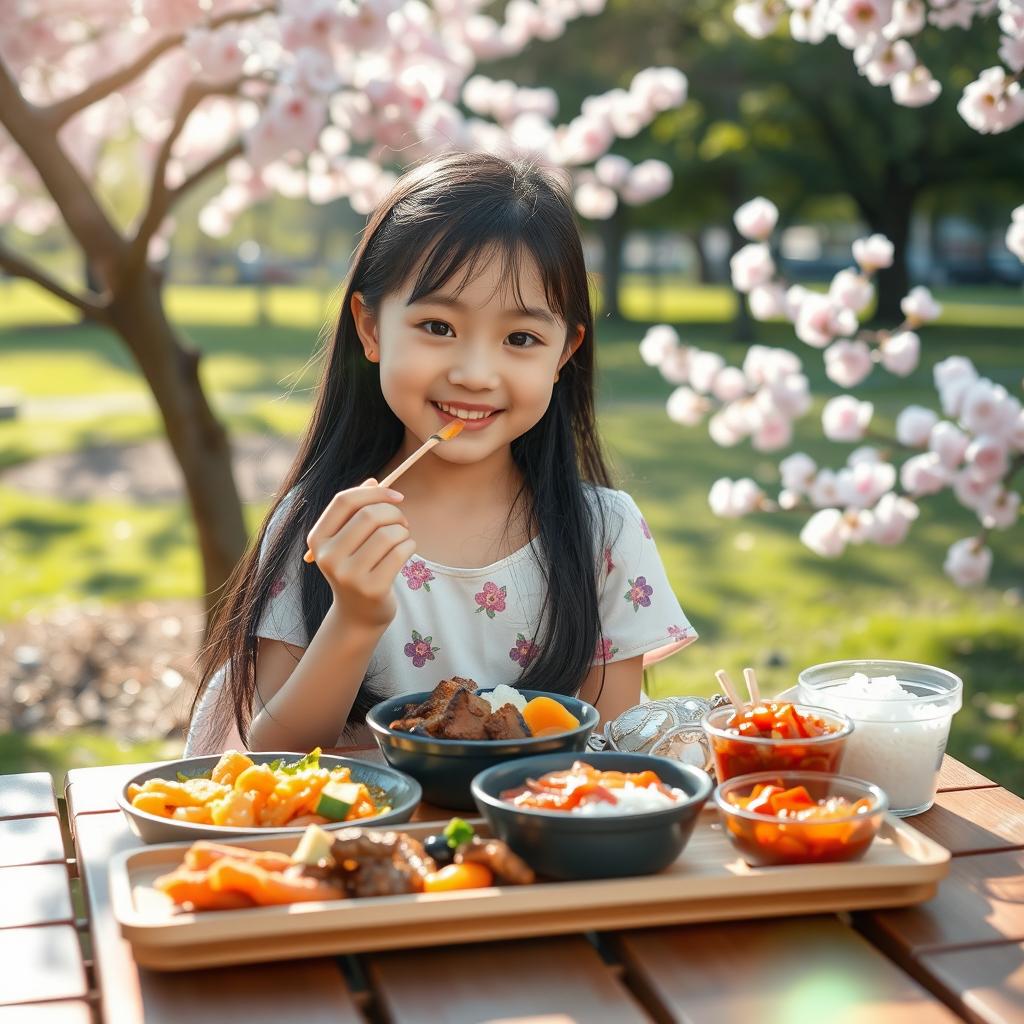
[472,751,712,880]
[366,689,599,810]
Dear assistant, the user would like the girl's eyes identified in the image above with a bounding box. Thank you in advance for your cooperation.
[417,321,542,348]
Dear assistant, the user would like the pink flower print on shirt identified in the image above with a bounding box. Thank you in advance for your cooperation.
[404,630,439,668]
[603,546,615,575]
[640,516,652,540]
[668,624,695,642]
[401,560,434,592]
[624,575,654,611]
[474,581,507,619]
[509,633,540,668]
[595,637,619,662]
[269,577,287,598]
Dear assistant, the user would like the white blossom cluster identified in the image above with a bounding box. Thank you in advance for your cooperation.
[733,0,1024,135]
[0,0,685,241]
[642,195,1022,588]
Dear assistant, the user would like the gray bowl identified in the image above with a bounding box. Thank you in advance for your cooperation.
[367,690,599,810]
[118,751,421,844]
[472,751,712,880]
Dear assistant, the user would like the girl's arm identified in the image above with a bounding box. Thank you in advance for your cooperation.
[248,481,416,750]
[578,655,644,724]
[247,607,384,750]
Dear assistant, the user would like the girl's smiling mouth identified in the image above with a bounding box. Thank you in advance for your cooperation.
[432,400,503,430]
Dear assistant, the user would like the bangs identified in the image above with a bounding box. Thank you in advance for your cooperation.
[373,190,577,330]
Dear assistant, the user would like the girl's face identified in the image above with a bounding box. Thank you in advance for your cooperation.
[352,251,583,467]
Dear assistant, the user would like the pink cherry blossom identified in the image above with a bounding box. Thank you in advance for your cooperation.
[780,452,817,493]
[822,396,873,442]
[639,324,679,367]
[748,283,789,320]
[980,489,1021,530]
[900,286,942,326]
[891,65,941,107]
[621,160,673,204]
[944,538,992,587]
[965,435,1010,481]
[730,243,776,293]
[851,233,895,272]
[868,493,920,545]
[958,67,1024,134]
[880,330,920,376]
[824,340,874,388]
[800,508,848,558]
[900,452,949,496]
[1007,216,1024,263]
[688,351,727,394]
[734,197,779,241]
[709,478,763,517]
[829,269,874,313]
[896,405,938,447]
[935,407,975,474]
[734,0,784,38]
[666,387,709,427]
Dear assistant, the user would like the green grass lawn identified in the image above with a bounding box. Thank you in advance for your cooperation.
[2,279,1022,790]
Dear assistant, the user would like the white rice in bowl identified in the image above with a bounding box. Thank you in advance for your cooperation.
[572,782,686,816]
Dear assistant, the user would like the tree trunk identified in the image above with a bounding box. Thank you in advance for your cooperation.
[686,230,710,284]
[599,207,625,321]
[108,269,248,623]
[861,181,915,323]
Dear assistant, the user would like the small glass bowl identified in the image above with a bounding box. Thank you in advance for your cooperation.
[701,703,853,782]
[714,771,887,866]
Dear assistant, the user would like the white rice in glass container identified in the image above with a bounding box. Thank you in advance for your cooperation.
[797,660,962,816]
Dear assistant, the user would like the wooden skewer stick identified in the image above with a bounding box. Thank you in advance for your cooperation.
[303,420,465,564]
[714,669,745,712]
[743,666,762,707]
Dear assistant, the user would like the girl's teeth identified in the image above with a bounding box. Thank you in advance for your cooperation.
[439,403,491,420]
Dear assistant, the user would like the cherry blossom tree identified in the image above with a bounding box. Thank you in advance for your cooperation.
[733,0,1024,135]
[0,0,685,613]
[641,195,1023,589]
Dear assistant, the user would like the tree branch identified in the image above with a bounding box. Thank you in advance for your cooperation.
[41,5,276,130]
[0,242,110,323]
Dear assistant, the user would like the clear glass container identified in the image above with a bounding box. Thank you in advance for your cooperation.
[797,659,963,817]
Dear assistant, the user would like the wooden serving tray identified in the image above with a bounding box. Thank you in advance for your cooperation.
[109,810,949,971]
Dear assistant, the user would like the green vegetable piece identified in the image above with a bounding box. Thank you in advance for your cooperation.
[443,817,475,849]
[266,758,283,772]
[281,747,321,775]
[314,781,364,821]
[293,825,335,866]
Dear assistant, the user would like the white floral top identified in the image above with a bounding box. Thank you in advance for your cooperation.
[185,485,696,754]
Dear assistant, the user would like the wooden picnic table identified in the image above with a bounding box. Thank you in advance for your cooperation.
[2,753,1022,1023]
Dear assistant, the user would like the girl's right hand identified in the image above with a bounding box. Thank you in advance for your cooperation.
[305,479,415,631]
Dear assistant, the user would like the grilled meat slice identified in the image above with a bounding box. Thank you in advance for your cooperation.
[390,676,478,731]
[328,829,437,897]
[483,704,531,740]
[456,837,536,885]
[433,687,490,739]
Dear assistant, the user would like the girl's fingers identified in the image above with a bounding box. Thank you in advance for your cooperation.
[371,536,419,581]
[343,523,413,578]
[305,485,403,561]
[328,502,409,560]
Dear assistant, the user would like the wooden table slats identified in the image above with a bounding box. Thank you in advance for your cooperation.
[616,916,962,1022]
[4,754,1021,1023]
[0,771,59,820]
[0,924,88,1006]
[0,863,75,929]
[936,757,998,793]
[859,848,1024,955]
[917,942,1024,1024]
[0,814,66,868]
[366,935,652,1024]
[910,788,1024,856]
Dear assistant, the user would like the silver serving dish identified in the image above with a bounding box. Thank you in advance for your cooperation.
[588,695,730,775]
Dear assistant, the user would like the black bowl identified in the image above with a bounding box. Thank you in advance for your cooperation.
[366,689,599,810]
[471,751,712,880]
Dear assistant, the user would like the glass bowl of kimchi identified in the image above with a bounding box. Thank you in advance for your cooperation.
[714,770,887,865]
[471,751,712,880]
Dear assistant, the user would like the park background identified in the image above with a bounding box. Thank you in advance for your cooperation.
[1,0,1022,793]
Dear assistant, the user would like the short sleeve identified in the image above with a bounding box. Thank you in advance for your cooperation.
[254,491,309,648]
[595,490,698,667]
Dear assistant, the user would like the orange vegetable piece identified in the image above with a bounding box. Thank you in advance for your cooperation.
[423,862,494,892]
[184,841,293,873]
[208,858,342,905]
[154,869,255,911]
[522,696,580,736]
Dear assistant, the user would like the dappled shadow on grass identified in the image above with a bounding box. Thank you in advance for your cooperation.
[4,514,82,552]
[145,511,191,560]
[82,570,144,596]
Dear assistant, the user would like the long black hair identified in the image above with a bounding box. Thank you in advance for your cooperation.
[190,151,614,746]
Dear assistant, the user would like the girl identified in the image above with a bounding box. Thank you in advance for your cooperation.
[186,151,697,755]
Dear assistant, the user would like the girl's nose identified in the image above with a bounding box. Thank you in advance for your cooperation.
[447,341,500,391]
